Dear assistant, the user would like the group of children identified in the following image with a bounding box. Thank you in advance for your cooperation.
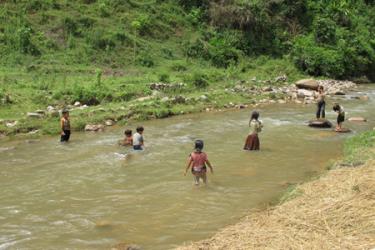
[316,86,346,132]
[58,84,348,186]
[119,126,145,150]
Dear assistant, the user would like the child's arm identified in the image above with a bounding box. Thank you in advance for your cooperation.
[206,159,214,174]
[184,157,193,176]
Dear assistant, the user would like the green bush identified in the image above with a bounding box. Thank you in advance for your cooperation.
[158,73,170,83]
[293,35,345,78]
[191,72,209,88]
[136,53,154,67]
[86,29,116,50]
[313,17,337,44]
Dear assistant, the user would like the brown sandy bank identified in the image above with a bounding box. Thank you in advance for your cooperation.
[177,158,375,249]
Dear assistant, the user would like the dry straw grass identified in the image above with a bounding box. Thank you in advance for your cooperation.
[177,160,375,250]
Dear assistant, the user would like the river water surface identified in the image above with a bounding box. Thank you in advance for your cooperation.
[1,85,374,249]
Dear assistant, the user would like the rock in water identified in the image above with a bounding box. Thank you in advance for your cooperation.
[85,124,105,132]
[296,79,319,90]
[348,117,367,122]
[308,119,333,128]
[105,120,115,126]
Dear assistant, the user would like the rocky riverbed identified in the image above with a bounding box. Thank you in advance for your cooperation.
[0,77,368,137]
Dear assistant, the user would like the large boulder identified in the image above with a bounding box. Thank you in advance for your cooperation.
[85,124,105,132]
[297,89,314,98]
[296,79,319,90]
[348,117,367,122]
[105,120,115,126]
[308,119,333,128]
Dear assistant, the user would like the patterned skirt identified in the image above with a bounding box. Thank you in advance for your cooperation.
[244,133,260,151]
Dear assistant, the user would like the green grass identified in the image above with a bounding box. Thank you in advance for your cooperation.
[343,130,375,164]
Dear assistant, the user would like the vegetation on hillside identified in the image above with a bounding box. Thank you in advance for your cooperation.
[0,0,374,135]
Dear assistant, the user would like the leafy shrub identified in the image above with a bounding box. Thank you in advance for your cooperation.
[293,35,345,78]
[136,53,154,67]
[134,14,152,36]
[171,63,187,72]
[184,39,209,58]
[209,45,240,68]
[191,72,209,88]
[62,17,79,36]
[16,26,40,56]
[98,2,110,17]
[158,73,170,83]
[313,17,337,44]
[178,0,209,10]
[86,29,116,50]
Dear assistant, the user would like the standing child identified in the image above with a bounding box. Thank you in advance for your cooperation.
[133,126,144,150]
[333,103,345,132]
[119,129,133,146]
[316,85,326,119]
[60,109,71,142]
[244,111,263,151]
[184,140,214,185]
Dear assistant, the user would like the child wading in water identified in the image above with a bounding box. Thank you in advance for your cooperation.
[184,140,214,185]
[119,129,133,146]
[333,103,345,132]
[316,85,326,119]
[244,111,263,151]
[60,109,71,142]
[133,126,144,150]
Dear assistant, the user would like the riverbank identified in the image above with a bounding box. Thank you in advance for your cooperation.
[177,130,375,250]
[0,73,359,139]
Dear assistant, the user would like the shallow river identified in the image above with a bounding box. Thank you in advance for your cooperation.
[0,85,374,249]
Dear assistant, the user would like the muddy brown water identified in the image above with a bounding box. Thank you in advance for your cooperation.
[0,85,374,249]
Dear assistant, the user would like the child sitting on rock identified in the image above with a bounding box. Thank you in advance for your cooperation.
[333,103,345,132]
[184,140,214,186]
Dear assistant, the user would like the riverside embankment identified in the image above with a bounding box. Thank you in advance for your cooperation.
[177,130,375,250]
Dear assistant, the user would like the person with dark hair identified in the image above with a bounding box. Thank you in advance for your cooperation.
[184,140,214,185]
[133,126,144,150]
[60,109,71,142]
[119,129,133,146]
[316,85,326,119]
[244,111,263,151]
[333,103,345,132]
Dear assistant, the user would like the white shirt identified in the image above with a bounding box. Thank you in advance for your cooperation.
[133,132,144,146]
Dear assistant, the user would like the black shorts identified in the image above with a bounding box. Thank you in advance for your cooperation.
[133,145,143,150]
[337,113,345,124]
[60,130,71,142]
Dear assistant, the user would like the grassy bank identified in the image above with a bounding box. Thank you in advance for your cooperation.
[177,130,375,250]
[1,0,374,138]
[0,57,305,137]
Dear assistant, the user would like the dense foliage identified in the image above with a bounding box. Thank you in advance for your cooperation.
[0,0,374,80]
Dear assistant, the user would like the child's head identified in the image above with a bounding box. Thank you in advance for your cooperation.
[318,85,324,92]
[333,103,341,112]
[251,111,260,121]
[136,126,144,134]
[124,129,132,137]
[62,109,69,118]
[194,140,204,152]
